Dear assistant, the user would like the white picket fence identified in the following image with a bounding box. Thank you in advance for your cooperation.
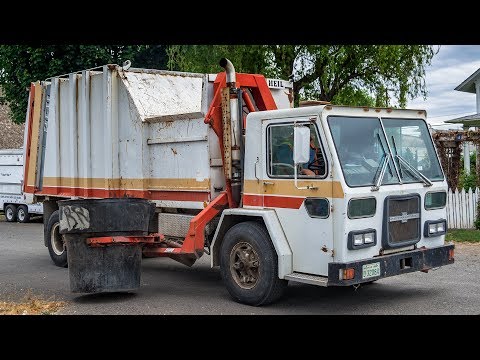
[446,188,478,229]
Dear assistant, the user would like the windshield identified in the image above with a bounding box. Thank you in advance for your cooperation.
[383,118,444,183]
[327,116,444,187]
[328,116,399,187]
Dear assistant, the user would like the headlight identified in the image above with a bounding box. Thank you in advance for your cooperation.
[364,232,374,244]
[348,229,377,250]
[348,197,376,219]
[424,219,447,237]
[353,234,364,246]
[437,222,445,232]
[425,192,447,210]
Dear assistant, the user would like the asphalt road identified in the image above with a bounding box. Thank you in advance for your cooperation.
[1,219,479,315]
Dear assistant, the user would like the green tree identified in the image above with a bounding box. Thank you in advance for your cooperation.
[0,45,167,124]
[168,45,437,107]
[329,85,376,107]
[167,45,269,75]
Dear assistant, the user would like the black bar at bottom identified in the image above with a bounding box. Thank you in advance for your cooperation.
[328,244,454,286]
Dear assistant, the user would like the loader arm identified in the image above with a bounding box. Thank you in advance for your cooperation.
[204,70,278,208]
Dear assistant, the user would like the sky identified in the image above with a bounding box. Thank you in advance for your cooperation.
[408,45,480,129]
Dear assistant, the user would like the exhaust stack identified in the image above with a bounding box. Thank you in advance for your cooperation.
[219,58,242,206]
[219,58,236,85]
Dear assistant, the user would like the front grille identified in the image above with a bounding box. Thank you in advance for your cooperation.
[383,194,421,249]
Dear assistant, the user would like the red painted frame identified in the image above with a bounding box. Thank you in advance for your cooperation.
[204,72,277,208]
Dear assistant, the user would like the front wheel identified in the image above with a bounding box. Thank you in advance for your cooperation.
[17,205,30,223]
[219,221,287,306]
[46,210,68,268]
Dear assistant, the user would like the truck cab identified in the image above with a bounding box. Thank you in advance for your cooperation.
[210,104,453,303]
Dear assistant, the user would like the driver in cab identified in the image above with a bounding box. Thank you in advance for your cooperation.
[300,133,322,177]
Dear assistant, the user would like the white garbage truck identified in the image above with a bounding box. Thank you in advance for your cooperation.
[23,59,454,305]
[0,148,43,222]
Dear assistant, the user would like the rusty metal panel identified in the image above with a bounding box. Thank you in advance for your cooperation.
[117,74,144,184]
[221,87,232,180]
[121,70,204,123]
[43,77,60,180]
[58,78,73,180]
[68,73,78,187]
[78,70,91,190]
[26,82,43,189]
[146,117,210,189]
[89,72,107,181]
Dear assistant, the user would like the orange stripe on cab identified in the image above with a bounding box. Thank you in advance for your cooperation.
[244,194,305,209]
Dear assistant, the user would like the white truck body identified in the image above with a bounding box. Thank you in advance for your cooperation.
[0,149,43,220]
[24,65,292,210]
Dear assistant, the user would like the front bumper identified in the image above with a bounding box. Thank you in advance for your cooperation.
[328,244,455,286]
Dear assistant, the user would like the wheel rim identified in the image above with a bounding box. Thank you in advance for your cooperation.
[229,242,260,289]
[51,223,65,256]
[18,208,25,221]
[6,207,14,220]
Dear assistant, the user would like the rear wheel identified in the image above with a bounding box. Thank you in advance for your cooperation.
[219,221,287,306]
[16,205,30,223]
[46,210,67,268]
[5,204,17,222]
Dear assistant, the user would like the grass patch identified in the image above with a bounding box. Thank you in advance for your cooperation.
[446,229,480,243]
[0,294,65,315]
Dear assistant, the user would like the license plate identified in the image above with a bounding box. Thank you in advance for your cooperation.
[362,262,380,279]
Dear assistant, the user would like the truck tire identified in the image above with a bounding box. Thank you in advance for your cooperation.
[46,210,67,268]
[219,221,287,306]
[16,205,30,223]
[5,204,17,222]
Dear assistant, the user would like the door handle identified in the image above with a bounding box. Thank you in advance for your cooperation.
[263,181,274,186]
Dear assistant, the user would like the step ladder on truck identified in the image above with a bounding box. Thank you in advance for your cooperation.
[23,58,454,305]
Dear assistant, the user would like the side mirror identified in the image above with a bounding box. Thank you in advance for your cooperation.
[293,126,310,164]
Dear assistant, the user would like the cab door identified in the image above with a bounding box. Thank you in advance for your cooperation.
[261,117,334,276]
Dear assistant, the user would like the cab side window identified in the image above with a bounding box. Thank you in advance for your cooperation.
[268,123,327,178]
